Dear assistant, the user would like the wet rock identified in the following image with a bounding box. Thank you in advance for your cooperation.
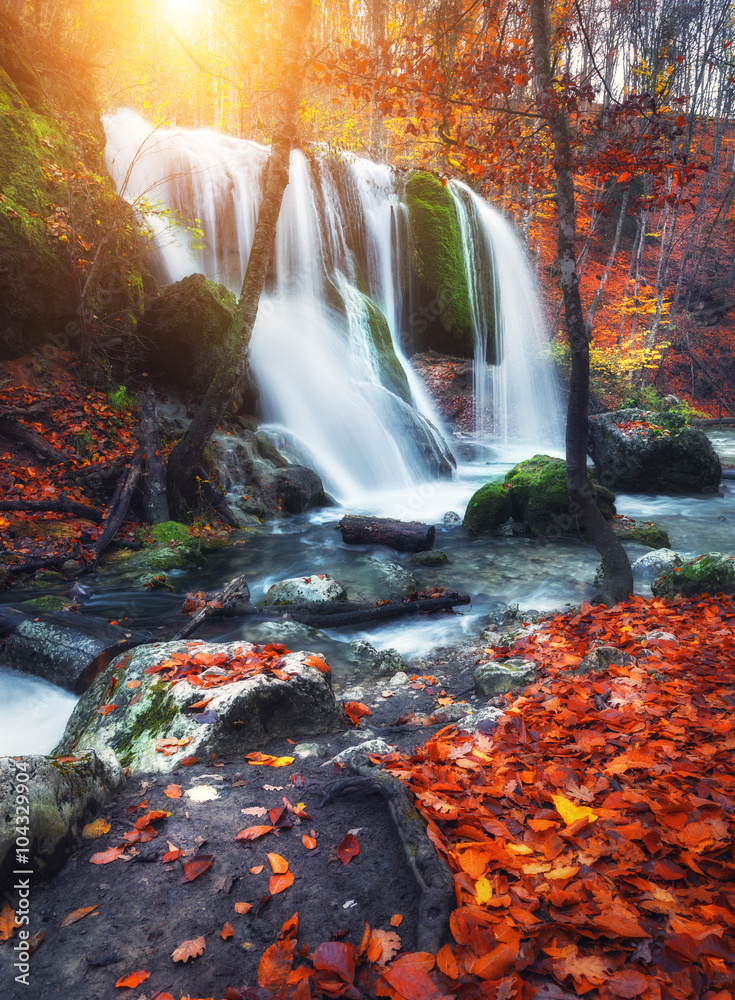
[474,658,536,696]
[140,572,174,592]
[612,516,670,549]
[369,559,417,600]
[263,574,347,606]
[325,739,396,769]
[442,511,461,525]
[348,640,402,675]
[653,552,735,598]
[455,705,505,733]
[588,409,721,493]
[388,671,409,688]
[575,646,636,675]
[463,481,512,533]
[0,748,124,882]
[632,549,683,580]
[54,641,342,773]
[410,549,449,567]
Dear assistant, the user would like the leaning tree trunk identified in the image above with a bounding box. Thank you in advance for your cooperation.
[165,0,313,520]
[529,0,632,605]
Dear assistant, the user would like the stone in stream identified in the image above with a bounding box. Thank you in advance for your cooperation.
[587,409,722,493]
[631,548,683,581]
[0,748,124,882]
[263,574,347,605]
[54,640,342,773]
[653,552,735,598]
[474,658,536,696]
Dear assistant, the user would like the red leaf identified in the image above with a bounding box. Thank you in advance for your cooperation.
[115,970,150,988]
[344,701,372,726]
[181,854,213,883]
[337,833,360,866]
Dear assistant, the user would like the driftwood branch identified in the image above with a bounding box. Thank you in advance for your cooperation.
[173,574,250,640]
[323,770,453,953]
[93,447,144,563]
[0,499,104,522]
[338,515,436,552]
[0,414,66,462]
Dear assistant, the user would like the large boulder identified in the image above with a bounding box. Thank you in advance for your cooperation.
[466,455,615,538]
[137,273,257,408]
[652,552,735,598]
[588,409,721,493]
[55,640,342,773]
[632,548,683,581]
[0,748,123,883]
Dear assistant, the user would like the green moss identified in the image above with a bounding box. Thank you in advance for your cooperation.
[109,680,179,767]
[613,520,670,549]
[503,455,616,538]
[463,481,512,533]
[653,553,735,599]
[405,172,472,350]
[150,520,192,547]
[363,297,412,403]
[21,595,68,613]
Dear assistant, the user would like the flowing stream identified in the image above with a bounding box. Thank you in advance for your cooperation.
[1,111,732,754]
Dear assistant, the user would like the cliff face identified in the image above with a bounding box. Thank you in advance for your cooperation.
[0,13,148,360]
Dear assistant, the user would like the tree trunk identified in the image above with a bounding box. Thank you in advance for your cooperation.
[140,387,169,524]
[529,0,632,605]
[165,0,312,521]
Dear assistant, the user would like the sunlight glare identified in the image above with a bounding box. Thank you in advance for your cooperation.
[161,0,204,26]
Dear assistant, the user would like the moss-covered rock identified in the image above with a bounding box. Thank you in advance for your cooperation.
[149,520,192,547]
[405,171,473,357]
[363,296,412,403]
[463,481,513,533]
[502,454,616,539]
[652,552,735,598]
[0,14,150,358]
[136,273,257,405]
[612,516,670,549]
[55,640,341,773]
[588,409,721,493]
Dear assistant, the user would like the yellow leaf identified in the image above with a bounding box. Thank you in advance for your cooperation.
[551,794,598,826]
[82,818,110,839]
[506,843,534,855]
[475,876,493,904]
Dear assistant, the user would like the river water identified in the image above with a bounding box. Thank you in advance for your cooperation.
[2,432,733,756]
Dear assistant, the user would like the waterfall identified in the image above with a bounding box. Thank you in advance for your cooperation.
[104,109,562,501]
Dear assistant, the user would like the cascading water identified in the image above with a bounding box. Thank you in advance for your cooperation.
[103,109,562,502]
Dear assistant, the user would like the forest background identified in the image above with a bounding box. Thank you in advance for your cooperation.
[4,0,735,418]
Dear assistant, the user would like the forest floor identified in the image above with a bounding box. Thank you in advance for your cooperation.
[3,594,735,1000]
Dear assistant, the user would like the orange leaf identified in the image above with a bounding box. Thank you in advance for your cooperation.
[235,902,253,914]
[267,852,290,873]
[115,970,151,988]
[245,752,294,767]
[221,921,235,940]
[236,825,274,841]
[60,905,99,928]
[178,755,199,766]
[89,846,125,865]
[126,680,141,689]
[82,818,110,839]
[302,834,317,850]
[337,832,360,866]
[95,703,117,716]
[259,937,296,990]
[164,784,182,798]
[269,871,295,894]
[390,913,403,928]
[181,854,213,883]
[370,928,401,966]
[344,701,372,725]
[249,865,264,874]
[172,935,206,962]
[304,654,330,673]
[437,943,459,979]
[0,904,18,941]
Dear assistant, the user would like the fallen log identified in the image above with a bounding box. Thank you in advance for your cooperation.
[0,414,67,463]
[0,606,153,693]
[0,498,104,522]
[338,515,435,552]
[141,387,170,524]
[93,447,144,564]
[222,592,470,629]
[173,574,250,640]
[692,416,735,426]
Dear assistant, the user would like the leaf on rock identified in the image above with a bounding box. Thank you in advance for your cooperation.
[344,701,372,726]
[267,852,290,873]
[89,846,125,865]
[235,902,253,914]
[164,784,182,798]
[82,818,110,839]
[302,834,317,850]
[221,921,235,940]
[269,871,295,894]
[390,914,403,928]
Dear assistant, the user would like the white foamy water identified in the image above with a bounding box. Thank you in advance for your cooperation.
[0,669,78,756]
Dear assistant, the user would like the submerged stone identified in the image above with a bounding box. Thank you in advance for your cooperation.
[263,574,347,606]
[474,658,536,696]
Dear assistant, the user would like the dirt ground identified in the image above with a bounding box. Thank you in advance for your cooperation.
[1,640,495,1000]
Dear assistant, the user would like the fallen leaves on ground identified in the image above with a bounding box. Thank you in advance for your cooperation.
[88,845,125,865]
[114,969,150,988]
[337,832,360,866]
[245,752,295,767]
[171,935,206,963]
[81,817,110,838]
[343,700,372,726]
[0,904,18,941]
[60,904,99,928]
[180,854,213,883]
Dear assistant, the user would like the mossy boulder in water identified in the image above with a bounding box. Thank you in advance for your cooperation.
[405,171,473,357]
[465,455,617,538]
[652,552,735,598]
[463,481,513,533]
[588,409,721,493]
[55,640,341,773]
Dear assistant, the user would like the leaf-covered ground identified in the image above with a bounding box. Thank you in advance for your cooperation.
[2,594,734,999]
